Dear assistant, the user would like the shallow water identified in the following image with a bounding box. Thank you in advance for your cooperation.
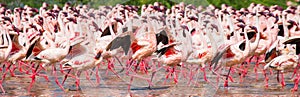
[0,63,300,97]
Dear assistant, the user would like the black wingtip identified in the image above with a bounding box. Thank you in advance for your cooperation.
[156,47,168,57]
[278,24,284,37]
[156,30,168,45]
[210,49,227,69]
[64,63,71,67]
[265,47,275,61]
[101,25,114,37]
[156,45,175,57]
[296,44,300,55]
[68,46,73,53]
[108,34,131,55]
[34,57,42,60]
[26,41,37,59]
[94,51,102,60]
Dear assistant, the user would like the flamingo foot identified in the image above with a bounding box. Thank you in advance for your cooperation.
[68,84,82,91]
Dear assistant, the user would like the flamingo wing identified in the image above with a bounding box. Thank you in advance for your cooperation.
[282,36,300,44]
[101,24,114,37]
[156,30,169,45]
[210,44,231,68]
[283,36,300,54]
[25,40,37,59]
[265,47,278,61]
[156,43,178,57]
[106,34,131,55]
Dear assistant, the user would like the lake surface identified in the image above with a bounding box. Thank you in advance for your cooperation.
[0,63,299,97]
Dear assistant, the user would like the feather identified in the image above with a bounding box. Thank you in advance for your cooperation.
[101,25,114,37]
[239,42,246,51]
[94,51,102,59]
[210,45,231,68]
[156,30,169,45]
[277,24,284,37]
[283,36,300,44]
[25,40,37,59]
[283,36,300,54]
[106,32,132,55]
[156,42,179,57]
[34,57,42,60]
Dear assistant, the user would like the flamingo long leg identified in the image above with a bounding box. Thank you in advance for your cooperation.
[114,56,125,73]
[292,74,300,91]
[254,56,260,81]
[53,65,65,91]
[280,72,285,88]
[224,67,232,87]
[0,80,5,94]
[28,63,40,91]
[263,70,269,88]
[85,71,95,86]
[62,69,72,85]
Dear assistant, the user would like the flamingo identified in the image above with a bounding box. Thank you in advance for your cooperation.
[0,27,12,93]
[263,54,299,91]
[25,17,85,91]
[211,24,260,87]
[62,53,103,90]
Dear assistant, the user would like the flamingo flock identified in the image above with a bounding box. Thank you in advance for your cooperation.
[0,2,299,94]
